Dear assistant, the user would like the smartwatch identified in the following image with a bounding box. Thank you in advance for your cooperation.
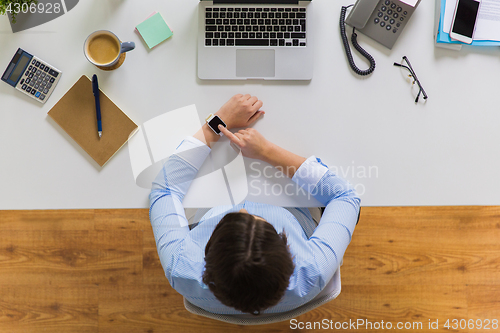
[205,113,226,135]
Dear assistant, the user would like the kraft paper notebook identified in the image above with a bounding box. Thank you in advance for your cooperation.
[48,75,138,167]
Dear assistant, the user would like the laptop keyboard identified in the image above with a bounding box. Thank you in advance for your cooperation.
[205,7,307,47]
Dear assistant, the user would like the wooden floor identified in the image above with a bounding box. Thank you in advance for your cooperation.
[0,207,499,333]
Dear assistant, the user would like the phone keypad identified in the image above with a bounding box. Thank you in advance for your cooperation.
[374,0,407,34]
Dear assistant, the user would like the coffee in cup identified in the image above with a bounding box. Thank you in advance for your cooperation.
[84,30,135,69]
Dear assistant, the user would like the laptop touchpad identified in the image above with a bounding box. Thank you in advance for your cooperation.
[236,49,275,78]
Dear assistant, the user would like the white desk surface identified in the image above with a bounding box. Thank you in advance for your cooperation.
[1,0,499,210]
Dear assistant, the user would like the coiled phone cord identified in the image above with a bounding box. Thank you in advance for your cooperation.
[340,5,376,76]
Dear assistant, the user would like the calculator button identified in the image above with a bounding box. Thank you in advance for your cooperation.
[49,77,55,83]
[47,82,52,89]
[391,3,396,9]
[403,11,408,15]
[26,87,32,93]
[31,67,36,73]
[20,79,24,85]
[387,9,392,15]
[397,6,402,12]
[28,65,33,71]
[380,21,385,27]
[39,64,45,70]
[374,18,380,24]
[25,78,31,84]
[384,15,389,21]
[34,84,39,89]
[385,0,390,4]
[48,69,59,77]
[35,61,40,67]
[381,6,387,11]
[35,91,41,98]
[22,84,27,90]
[28,73,34,79]
[393,28,397,33]
[41,73,46,78]
[44,67,50,72]
[40,94,45,101]
[390,19,395,24]
[386,25,391,30]
[30,89,36,95]
[43,88,49,94]
[29,81,35,87]
[36,70,41,75]
[25,71,29,76]
[393,13,399,18]
[378,12,383,17]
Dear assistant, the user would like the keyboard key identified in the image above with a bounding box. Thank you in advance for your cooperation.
[270,39,278,46]
[206,19,215,24]
[206,32,214,38]
[235,39,269,46]
[300,42,306,46]
[227,39,235,46]
[279,39,285,46]
[291,33,305,38]
[213,39,219,46]
[296,12,306,18]
[220,39,226,46]
[206,39,212,46]
[293,39,299,46]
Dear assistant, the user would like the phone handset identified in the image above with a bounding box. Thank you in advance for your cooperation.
[340,3,376,76]
[346,0,380,30]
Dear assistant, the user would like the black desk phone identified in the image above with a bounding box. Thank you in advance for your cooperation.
[340,0,421,76]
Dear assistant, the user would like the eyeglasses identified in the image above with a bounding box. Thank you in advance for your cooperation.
[393,56,428,103]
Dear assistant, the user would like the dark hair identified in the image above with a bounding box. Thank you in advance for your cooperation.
[202,212,295,315]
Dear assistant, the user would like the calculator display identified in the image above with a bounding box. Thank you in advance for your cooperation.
[10,55,30,83]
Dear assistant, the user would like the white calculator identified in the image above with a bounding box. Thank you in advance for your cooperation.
[2,48,62,104]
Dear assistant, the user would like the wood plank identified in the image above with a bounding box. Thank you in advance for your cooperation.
[0,230,143,285]
[0,210,95,230]
[0,286,98,333]
[94,209,149,230]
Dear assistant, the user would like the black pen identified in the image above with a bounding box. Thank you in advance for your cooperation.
[92,74,102,138]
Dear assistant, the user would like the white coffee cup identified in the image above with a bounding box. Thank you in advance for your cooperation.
[84,30,135,68]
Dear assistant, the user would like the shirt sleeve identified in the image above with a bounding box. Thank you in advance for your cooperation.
[292,156,361,288]
[149,136,211,283]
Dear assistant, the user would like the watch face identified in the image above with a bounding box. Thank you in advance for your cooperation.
[208,116,225,134]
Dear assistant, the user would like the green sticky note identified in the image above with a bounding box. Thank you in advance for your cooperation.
[136,12,173,49]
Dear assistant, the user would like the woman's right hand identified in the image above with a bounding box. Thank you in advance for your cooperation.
[218,126,272,161]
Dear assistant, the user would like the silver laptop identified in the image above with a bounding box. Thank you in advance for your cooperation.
[198,0,313,80]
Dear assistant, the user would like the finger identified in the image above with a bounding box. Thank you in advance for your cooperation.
[219,125,242,146]
[248,96,258,106]
[247,110,265,125]
[252,100,263,111]
[242,94,251,101]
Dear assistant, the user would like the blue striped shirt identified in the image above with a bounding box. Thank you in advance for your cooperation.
[149,137,360,314]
